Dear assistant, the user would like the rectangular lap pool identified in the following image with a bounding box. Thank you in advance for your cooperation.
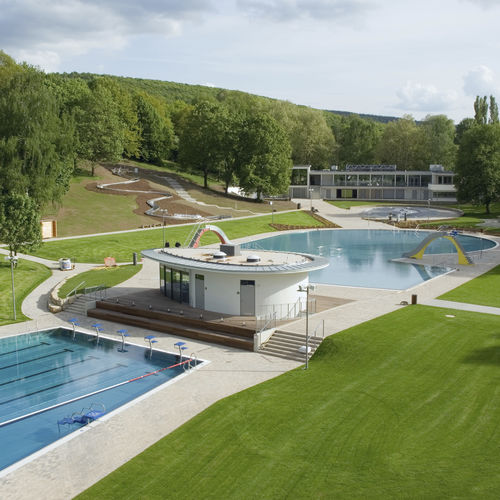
[0,327,203,472]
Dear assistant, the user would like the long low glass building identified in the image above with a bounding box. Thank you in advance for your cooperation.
[289,164,457,203]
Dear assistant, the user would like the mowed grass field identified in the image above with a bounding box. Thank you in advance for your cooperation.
[33,211,323,263]
[438,264,500,307]
[78,305,500,499]
[0,260,51,325]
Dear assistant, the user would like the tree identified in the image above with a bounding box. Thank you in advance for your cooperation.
[377,115,421,170]
[0,193,42,257]
[77,77,125,175]
[329,114,382,167]
[474,96,488,125]
[0,64,75,205]
[237,113,292,199]
[455,124,500,213]
[455,118,475,145]
[489,96,499,124]
[135,93,174,164]
[418,115,457,170]
[178,101,226,188]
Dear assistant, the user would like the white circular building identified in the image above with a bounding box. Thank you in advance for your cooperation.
[141,240,329,319]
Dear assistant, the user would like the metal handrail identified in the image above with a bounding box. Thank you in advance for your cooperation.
[311,320,325,339]
[257,312,277,335]
[66,280,85,299]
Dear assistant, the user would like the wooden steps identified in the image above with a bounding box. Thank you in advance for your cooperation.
[87,301,254,351]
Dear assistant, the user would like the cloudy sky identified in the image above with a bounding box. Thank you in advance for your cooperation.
[1,0,500,122]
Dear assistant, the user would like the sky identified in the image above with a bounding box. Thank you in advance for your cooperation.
[1,0,500,123]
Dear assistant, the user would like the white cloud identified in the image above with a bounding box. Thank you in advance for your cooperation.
[237,0,373,22]
[0,0,214,70]
[463,65,500,96]
[396,81,458,112]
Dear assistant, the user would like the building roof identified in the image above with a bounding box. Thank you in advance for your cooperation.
[141,247,329,275]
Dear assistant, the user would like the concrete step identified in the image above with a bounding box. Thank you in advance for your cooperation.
[259,329,324,361]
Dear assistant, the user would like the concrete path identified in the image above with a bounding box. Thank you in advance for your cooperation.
[422,299,500,315]
[293,198,391,229]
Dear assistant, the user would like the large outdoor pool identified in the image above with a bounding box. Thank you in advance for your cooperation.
[243,229,496,290]
[0,327,201,472]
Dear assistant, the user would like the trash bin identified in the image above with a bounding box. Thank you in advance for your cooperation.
[60,258,72,271]
[297,203,301,209]
[133,252,137,266]
[411,294,417,305]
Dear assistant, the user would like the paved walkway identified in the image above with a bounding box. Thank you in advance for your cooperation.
[1,201,500,499]
[422,299,500,315]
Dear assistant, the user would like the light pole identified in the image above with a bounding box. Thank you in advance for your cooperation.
[270,201,274,224]
[309,188,313,212]
[298,283,315,369]
[6,255,18,320]
[160,209,167,247]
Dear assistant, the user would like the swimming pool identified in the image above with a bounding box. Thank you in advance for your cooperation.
[0,327,202,472]
[243,229,496,290]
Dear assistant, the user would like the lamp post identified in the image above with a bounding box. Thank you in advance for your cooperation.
[160,209,167,247]
[6,255,18,320]
[270,201,274,224]
[309,188,313,212]
[298,283,315,369]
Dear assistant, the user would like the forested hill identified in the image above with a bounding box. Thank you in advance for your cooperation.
[326,109,400,124]
[62,72,400,124]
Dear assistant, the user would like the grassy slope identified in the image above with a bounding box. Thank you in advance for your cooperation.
[0,260,51,325]
[58,264,142,298]
[33,211,323,263]
[438,264,500,307]
[78,306,500,499]
[42,170,152,237]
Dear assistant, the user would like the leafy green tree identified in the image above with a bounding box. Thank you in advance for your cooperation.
[77,77,125,175]
[455,124,500,213]
[179,101,227,188]
[329,114,382,167]
[237,113,292,199]
[455,118,475,145]
[474,96,489,125]
[0,193,42,256]
[377,115,421,170]
[266,101,335,168]
[0,64,75,205]
[489,96,499,124]
[135,93,174,164]
[418,115,457,170]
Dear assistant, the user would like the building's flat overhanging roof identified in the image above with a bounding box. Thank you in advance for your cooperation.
[141,247,329,275]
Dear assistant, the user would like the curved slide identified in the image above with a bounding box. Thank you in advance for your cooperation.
[403,231,473,265]
[189,224,231,248]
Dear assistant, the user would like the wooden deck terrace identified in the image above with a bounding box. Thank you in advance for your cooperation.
[87,288,351,351]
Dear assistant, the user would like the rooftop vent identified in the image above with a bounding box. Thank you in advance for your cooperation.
[212,251,227,260]
[246,254,261,263]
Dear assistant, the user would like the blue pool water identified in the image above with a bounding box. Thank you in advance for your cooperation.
[243,229,496,290]
[0,328,197,471]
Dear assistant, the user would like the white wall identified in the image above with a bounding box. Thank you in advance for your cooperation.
[196,270,309,316]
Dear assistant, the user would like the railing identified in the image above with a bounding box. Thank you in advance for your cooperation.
[256,297,316,322]
[311,320,325,339]
[84,284,107,300]
[65,280,85,299]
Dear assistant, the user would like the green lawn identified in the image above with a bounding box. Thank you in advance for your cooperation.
[42,170,151,237]
[418,203,500,233]
[77,305,500,499]
[0,260,51,325]
[438,264,500,307]
[33,211,324,263]
[58,264,142,298]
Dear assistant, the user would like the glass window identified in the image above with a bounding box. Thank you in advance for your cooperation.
[383,175,395,186]
[421,175,432,187]
[181,272,190,304]
[290,169,308,185]
[396,175,406,187]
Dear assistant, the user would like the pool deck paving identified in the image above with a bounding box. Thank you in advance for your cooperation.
[1,203,500,499]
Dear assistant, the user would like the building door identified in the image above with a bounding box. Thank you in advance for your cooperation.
[240,280,255,316]
[195,274,205,309]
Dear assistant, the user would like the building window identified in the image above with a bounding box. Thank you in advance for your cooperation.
[290,169,308,185]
